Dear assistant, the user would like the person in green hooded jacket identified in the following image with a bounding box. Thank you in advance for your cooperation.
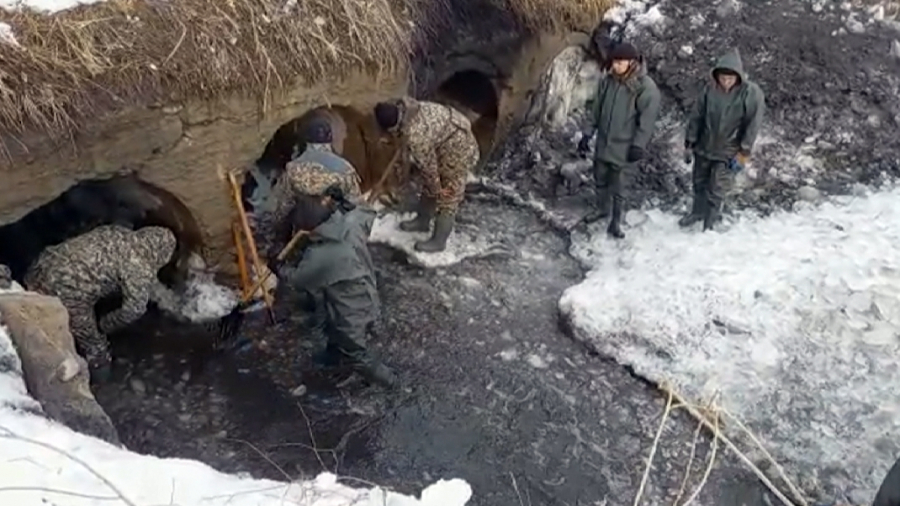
[577,41,661,239]
[680,48,766,231]
[267,181,397,389]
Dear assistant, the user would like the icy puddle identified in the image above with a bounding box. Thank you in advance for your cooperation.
[559,186,900,501]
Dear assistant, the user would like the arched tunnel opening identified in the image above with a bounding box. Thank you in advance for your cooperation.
[433,69,500,161]
[245,105,401,214]
[0,172,210,363]
[0,173,204,287]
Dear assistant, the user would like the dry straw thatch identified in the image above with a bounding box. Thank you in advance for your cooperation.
[0,0,610,156]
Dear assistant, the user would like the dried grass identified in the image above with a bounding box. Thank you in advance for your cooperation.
[0,0,611,159]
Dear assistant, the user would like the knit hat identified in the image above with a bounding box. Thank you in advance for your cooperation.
[608,41,640,61]
[304,117,333,144]
[374,102,400,130]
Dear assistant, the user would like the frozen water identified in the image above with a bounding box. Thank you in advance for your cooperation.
[560,186,900,499]
[370,212,507,268]
[0,286,473,505]
[0,0,107,13]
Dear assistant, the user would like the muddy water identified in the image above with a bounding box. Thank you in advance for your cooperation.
[94,195,772,505]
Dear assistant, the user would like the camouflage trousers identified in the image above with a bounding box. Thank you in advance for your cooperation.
[60,296,112,371]
[422,146,478,215]
[692,156,735,211]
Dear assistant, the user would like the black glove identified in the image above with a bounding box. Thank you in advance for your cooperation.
[683,150,693,165]
[627,146,645,163]
[324,184,355,212]
[577,135,592,156]
[267,257,283,276]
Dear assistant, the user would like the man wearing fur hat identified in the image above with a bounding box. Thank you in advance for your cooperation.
[373,97,480,253]
[578,41,661,239]
[680,48,765,231]
[256,117,362,259]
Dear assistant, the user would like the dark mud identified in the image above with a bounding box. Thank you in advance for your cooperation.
[94,195,774,506]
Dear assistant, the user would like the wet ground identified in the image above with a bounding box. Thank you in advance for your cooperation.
[93,193,776,506]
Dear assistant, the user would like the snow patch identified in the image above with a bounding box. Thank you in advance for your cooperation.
[0,289,473,506]
[560,187,900,499]
[0,22,17,46]
[0,0,107,13]
[370,212,508,268]
[177,280,240,321]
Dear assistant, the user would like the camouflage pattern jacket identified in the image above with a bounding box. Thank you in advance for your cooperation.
[24,225,177,335]
[395,98,480,213]
[256,143,361,257]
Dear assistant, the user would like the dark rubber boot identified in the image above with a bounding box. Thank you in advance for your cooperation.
[399,195,436,233]
[678,196,706,228]
[703,202,721,232]
[584,189,611,224]
[414,212,454,253]
[607,197,625,239]
[353,360,398,388]
[312,344,344,369]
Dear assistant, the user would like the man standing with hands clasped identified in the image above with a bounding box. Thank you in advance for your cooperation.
[577,41,661,239]
[680,48,765,231]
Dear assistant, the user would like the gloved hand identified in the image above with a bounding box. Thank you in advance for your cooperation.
[266,257,283,277]
[728,152,749,173]
[683,142,694,164]
[627,146,645,163]
[577,135,592,157]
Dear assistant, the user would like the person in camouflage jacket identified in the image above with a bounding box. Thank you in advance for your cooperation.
[374,97,480,253]
[24,225,178,382]
[255,117,362,259]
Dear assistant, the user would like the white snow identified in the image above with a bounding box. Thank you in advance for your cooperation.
[560,186,900,498]
[370,212,507,268]
[0,21,17,46]
[0,0,107,13]
[0,283,474,506]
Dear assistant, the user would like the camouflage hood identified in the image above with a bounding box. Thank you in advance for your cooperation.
[133,226,177,269]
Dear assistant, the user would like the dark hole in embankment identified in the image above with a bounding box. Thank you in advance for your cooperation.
[247,105,401,214]
[0,172,203,288]
[433,69,500,161]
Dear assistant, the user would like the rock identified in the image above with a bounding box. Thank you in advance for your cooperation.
[290,385,307,397]
[677,45,693,58]
[846,14,866,34]
[796,185,821,202]
[716,0,742,17]
[129,377,147,395]
[0,292,120,445]
[0,264,10,289]
[891,40,900,60]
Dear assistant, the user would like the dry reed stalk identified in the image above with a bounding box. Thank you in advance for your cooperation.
[0,0,612,162]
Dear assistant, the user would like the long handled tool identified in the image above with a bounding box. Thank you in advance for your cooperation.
[215,228,309,349]
[215,151,402,350]
[225,170,276,323]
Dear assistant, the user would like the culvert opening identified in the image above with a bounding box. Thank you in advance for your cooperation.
[0,173,204,288]
[245,105,401,213]
[434,69,500,160]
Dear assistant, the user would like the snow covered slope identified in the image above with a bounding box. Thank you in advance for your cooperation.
[0,284,473,506]
[559,187,900,503]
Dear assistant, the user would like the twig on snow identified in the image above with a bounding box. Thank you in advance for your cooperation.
[0,425,137,506]
[633,384,675,506]
[661,385,802,506]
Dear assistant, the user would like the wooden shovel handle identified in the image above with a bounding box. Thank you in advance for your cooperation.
[238,229,309,304]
